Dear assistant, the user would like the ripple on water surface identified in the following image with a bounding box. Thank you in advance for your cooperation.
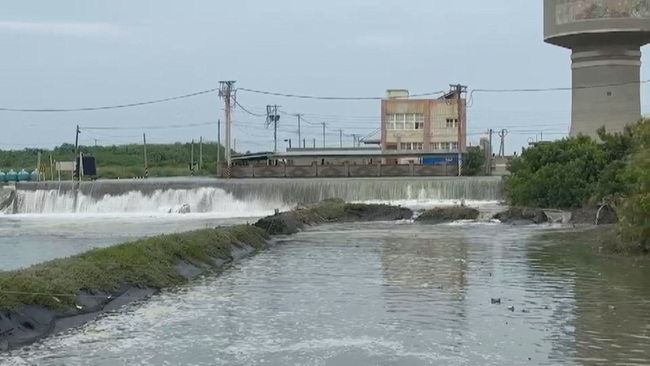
[3,221,650,366]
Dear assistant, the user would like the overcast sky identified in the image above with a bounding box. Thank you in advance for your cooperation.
[0,0,648,155]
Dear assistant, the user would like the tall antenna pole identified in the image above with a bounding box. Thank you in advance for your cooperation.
[322,123,327,148]
[219,81,236,171]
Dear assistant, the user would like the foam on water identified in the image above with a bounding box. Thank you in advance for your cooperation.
[12,187,287,217]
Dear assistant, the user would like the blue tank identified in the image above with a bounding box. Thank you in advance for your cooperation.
[17,169,30,182]
[5,170,17,182]
[30,169,40,182]
[0,171,5,183]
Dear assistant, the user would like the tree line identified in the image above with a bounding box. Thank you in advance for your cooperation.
[0,142,225,179]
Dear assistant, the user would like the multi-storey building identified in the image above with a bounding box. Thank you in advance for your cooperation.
[380,89,467,154]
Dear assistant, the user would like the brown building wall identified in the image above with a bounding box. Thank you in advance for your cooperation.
[381,97,467,154]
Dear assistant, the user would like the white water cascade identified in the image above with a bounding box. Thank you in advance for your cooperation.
[13,187,286,217]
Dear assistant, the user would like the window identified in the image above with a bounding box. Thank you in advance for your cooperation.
[446,118,459,128]
[399,142,424,151]
[451,142,459,150]
[387,114,425,130]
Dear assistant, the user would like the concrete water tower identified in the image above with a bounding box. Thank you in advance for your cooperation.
[544,0,650,138]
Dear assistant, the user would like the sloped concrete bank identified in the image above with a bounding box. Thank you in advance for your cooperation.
[0,199,412,352]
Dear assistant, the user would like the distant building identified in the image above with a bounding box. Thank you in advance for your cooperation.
[380,89,467,161]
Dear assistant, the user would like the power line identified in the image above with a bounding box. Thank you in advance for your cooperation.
[81,121,217,131]
[0,88,220,113]
[471,79,650,94]
[234,100,267,117]
[237,87,447,100]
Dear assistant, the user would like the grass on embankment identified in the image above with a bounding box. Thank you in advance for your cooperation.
[0,199,412,312]
[538,225,649,256]
[0,225,268,311]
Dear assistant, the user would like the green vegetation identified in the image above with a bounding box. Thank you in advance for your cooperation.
[0,225,268,310]
[462,146,486,176]
[506,119,649,253]
[0,142,225,179]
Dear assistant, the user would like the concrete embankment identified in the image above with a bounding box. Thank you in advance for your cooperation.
[0,200,412,352]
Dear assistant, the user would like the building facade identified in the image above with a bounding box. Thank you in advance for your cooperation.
[380,89,467,158]
[544,0,650,138]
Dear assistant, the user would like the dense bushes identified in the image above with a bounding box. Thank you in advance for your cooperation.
[616,122,650,250]
[505,119,648,252]
[505,122,642,209]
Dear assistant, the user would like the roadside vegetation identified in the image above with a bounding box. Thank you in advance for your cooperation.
[0,142,225,179]
[504,119,649,254]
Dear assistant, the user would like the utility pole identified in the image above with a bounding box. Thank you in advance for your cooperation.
[217,119,221,177]
[313,138,316,148]
[351,134,359,147]
[219,81,236,171]
[296,114,302,144]
[303,138,306,149]
[339,129,343,148]
[487,128,493,175]
[322,123,327,148]
[199,136,203,172]
[74,125,80,178]
[190,139,195,176]
[450,84,467,176]
[143,133,148,178]
[266,105,281,153]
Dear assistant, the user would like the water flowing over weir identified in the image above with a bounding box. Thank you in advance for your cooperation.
[10,177,504,214]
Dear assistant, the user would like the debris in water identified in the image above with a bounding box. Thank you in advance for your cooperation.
[491,298,501,304]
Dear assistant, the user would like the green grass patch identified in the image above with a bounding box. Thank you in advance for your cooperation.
[0,225,268,311]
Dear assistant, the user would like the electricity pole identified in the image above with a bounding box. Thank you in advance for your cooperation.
[199,136,203,172]
[322,123,327,148]
[339,129,343,148]
[266,105,281,153]
[190,139,195,176]
[450,84,467,176]
[296,114,302,144]
[143,133,148,178]
[74,125,80,178]
[352,134,360,147]
[217,119,221,177]
[219,81,236,170]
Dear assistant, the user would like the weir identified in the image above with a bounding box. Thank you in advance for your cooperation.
[9,177,504,214]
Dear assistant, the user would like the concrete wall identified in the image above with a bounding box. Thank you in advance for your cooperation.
[220,164,458,178]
